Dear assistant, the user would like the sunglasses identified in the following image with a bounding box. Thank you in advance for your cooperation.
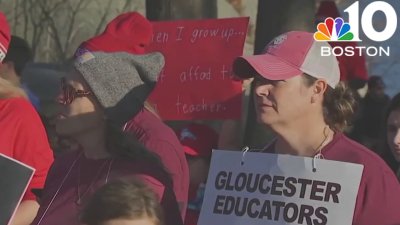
[60,77,92,105]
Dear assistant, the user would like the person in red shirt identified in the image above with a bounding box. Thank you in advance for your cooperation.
[31,48,183,225]
[78,12,189,219]
[233,31,400,225]
[0,12,54,225]
[175,123,218,225]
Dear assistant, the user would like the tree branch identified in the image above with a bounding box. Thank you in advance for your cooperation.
[64,0,87,52]
[93,0,113,36]
[120,0,134,13]
[37,0,66,61]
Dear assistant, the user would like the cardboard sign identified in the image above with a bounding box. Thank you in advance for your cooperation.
[0,153,35,225]
[148,17,248,120]
[198,150,364,225]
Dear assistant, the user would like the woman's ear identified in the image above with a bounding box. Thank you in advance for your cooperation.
[311,79,328,103]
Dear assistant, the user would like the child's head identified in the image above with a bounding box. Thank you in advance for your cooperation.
[80,179,164,225]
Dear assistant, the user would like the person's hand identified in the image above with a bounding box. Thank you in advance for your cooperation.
[9,200,39,225]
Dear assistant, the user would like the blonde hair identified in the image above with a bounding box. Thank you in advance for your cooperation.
[0,77,27,99]
[302,74,357,132]
[322,82,357,131]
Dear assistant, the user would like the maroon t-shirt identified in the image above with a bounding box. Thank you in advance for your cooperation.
[31,151,183,225]
[124,108,189,219]
[265,132,400,225]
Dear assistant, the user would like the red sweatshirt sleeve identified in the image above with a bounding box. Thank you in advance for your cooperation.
[0,98,54,201]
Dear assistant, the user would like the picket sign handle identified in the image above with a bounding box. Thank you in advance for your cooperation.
[241,146,250,166]
[312,153,325,172]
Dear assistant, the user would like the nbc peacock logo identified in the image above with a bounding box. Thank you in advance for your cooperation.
[315,1,396,57]
[314,17,354,42]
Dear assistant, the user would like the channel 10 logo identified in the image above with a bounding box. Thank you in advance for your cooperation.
[314,1,397,42]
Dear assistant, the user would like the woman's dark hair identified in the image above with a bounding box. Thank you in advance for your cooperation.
[302,74,358,132]
[105,121,173,187]
[381,92,400,172]
[71,67,172,186]
[80,178,164,225]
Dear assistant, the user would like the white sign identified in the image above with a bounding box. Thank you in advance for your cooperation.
[198,150,364,225]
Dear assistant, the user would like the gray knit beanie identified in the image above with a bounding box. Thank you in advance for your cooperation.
[74,50,164,126]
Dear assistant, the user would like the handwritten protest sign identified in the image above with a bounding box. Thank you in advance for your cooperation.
[147,17,248,120]
[198,150,364,225]
[0,153,35,225]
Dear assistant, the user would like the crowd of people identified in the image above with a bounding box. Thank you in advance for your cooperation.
[1,1,400,225]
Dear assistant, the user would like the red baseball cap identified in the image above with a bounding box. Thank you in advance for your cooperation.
[79,12,152,54]
[0,12,10,62]
[176,123,219,157]
[233,31,340,88]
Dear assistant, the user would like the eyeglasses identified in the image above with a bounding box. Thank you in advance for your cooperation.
[60,77,92,105]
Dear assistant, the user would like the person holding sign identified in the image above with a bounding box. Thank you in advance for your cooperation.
[0,12,54,225]
[78,12,189,219]
[31,49,182,225]
[233,31,400,225]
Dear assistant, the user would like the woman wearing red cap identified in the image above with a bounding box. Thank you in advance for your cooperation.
[0,12,54,225]
[233,31,400,225]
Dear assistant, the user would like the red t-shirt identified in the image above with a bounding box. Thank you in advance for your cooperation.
[31,151,183,225]
[0,97,53,201]
[124,108,189,219]
[265,132,400,225]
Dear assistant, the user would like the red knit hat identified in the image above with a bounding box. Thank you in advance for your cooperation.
[0,12,10,62]
[176,123,219,157]
[79,12,152,54]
